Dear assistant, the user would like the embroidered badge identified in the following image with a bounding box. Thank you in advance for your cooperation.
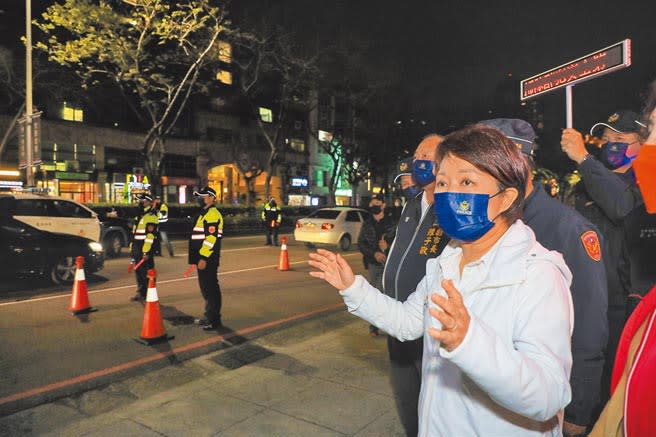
[419,225,444,256]
[399,162,408,171]
[581,230,601,261]
[607,113,620,123]
[208,226,216,234]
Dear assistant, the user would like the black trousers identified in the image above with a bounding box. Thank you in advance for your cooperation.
[388,336,423,437]
[134,256,155,298]
[197,256,221,324]
[266,226,279,245]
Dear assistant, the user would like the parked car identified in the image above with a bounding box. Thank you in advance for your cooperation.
[98,208,133,258]
[0,192,100,242]
[293,207,370,251]
[0,216,104,284]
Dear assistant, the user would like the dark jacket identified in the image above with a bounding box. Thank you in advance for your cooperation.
[524,184,608,426]
[382,193,449,364]
[575,157,644,309]
[357,212,395,268]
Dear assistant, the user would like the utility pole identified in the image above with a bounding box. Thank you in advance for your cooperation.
[24,0,34,186]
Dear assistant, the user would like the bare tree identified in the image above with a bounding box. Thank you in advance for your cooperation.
[230,27,318,201]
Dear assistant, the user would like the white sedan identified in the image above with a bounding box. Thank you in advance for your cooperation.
[293,207,370,251]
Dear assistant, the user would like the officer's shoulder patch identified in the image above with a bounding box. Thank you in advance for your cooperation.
[580,230,601,261]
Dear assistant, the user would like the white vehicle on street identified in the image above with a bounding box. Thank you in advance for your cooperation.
[294,207,370,251]
[0,192,101,242]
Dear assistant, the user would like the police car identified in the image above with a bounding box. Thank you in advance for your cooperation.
[0,192,101,242]
[0,192,104,284]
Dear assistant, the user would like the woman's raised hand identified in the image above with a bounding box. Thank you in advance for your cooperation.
[309,249,356,290]
[428,279,471,352]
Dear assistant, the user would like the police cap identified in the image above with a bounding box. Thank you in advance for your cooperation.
[478,118,538,157]
[590,110,647,137]
[193,186,217,198]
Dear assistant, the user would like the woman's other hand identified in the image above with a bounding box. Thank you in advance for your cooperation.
[309,249,355,290]
[428,279,471,352]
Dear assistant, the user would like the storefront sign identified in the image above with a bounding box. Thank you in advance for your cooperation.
[291,177,308,187]
[335,188,352,197]
[521,39,631,100]
[55,171,90,181]
[0,180,23,188]
[161,176,199,186]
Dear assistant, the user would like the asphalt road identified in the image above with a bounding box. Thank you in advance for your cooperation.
[0,234,367,415]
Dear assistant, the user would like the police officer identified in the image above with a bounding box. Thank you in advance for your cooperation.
[153,196,174,257]
[130,193,159,302]
[382,134,449,437]
[483,118,608,436]
[561,110,646,409]
[189,187,224,330]
[261,197,281,246]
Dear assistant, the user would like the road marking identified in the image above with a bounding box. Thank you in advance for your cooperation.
[0,253,360,307]
[0,303,345,407]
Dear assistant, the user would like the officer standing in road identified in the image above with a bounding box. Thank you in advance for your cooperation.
[130,193,159,302]
[189,187,224,330]
[561,110,645,406]
[381,134,448,437]
[483,118,608,436]
[261,197,281,246]
[153,196,174,257]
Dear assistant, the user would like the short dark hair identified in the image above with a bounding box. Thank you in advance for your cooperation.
[436,126,529,223]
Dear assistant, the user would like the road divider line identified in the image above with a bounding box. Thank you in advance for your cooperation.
[0,303,345,407]
[0,253,359,307]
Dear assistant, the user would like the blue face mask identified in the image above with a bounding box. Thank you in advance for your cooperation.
[402,185,421,199]
[413,160,435,186]
[601,142,631,169]
[433,191,503,242]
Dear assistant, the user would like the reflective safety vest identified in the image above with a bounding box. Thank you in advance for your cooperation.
[261,202,281,227]
[132,207,159,254]
[158,203,169,224]
[188,204,223,264]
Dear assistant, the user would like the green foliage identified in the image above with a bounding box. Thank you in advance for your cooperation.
[34,0,229,182]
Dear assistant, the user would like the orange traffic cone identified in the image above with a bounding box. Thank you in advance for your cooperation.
[69,256,97,315]
[137,269,174,344]
[278,236,290,271]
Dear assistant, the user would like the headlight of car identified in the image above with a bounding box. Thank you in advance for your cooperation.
[88,242,104,253]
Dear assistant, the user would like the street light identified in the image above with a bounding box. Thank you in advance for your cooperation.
[24,0,34,186]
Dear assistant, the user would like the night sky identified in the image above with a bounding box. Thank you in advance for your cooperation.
[2,0,656,170]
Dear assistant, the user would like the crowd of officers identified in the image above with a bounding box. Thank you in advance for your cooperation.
[357,110,654,437]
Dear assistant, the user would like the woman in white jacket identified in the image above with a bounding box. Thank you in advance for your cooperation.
[310,126,574,436]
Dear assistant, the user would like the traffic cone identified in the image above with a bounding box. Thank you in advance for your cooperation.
[136,269,174,344]
[278,236,290,271]
[69,256,97,315]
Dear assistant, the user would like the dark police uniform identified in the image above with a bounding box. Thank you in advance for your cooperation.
[524,184,608,427]
[381,192,449,436]
[189,194,224,328]
[131,203,158,301]
[574,155,644,401]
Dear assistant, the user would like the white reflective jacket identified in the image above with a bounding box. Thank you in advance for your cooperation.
[341,220,574,436]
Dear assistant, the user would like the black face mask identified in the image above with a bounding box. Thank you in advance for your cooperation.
[369,206,383,215]
[197,197,206,207]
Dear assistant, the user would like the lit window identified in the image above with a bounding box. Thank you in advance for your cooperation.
[218,41,232,63]
[216,70,232,85]
[62,102,84,122]
[290,139,305,153]
[259,107,273,123]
